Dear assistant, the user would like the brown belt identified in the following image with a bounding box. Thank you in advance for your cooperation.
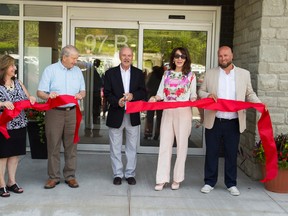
[54,106,76,111]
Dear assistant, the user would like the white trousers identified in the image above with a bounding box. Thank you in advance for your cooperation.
[156,107,192,184]
[109,114,139,178]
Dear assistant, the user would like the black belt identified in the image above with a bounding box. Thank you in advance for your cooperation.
[215,117,238,122]
[54,106,76,111]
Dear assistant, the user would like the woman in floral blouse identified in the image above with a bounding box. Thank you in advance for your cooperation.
[0,55,36,197]
[149,47,197,191]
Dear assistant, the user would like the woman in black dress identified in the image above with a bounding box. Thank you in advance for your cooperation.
[0,55,36,197]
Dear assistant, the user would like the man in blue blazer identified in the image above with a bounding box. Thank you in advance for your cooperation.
[104,47,146,185]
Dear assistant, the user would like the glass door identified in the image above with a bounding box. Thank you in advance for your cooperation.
[71,20,211,155]
[138,23,212,155]
[71,20,139,150]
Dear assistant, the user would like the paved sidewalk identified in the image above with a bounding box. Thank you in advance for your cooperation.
[0,152,287,216]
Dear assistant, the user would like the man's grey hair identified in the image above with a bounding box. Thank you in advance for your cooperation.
[60,45,79,60]
[119,46,132,55]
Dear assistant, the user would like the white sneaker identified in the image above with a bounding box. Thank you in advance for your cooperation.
[227,186,240,196]
[200,184,214,194]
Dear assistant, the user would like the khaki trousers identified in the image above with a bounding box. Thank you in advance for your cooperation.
[156,107,192,184]
[45,109,77,181]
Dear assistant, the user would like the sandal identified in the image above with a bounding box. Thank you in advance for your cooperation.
[7,183,24,194]
[0,187,10,197]
[154,183,167,191]
[171,181,180,190]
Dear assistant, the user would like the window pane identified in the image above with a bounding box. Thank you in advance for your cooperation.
[24,21,62,97]
[0,4,19,16]
[0,20,19,74]
[75,27,138,74]
[142,29,207,148]
[0,20,19,54]
[143,29,207,72]
[75,27,138,144]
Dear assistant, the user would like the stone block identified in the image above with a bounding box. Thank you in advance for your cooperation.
[266,108,286,114]
[278,97,288,108]
[246,122,258,133]
[260,97,277,106]
[238,157,263,180]
[266,91,286,97]
[261,17,271,28]
[279,80,288,91]
[244,5,253,17]
[249,29,261,41]
[279,74,288,80]
[270,63,288,73]
[258,74,278,90]
[260,39,269,45]
[248,62,258,73]
[276,125,288,134]
[268,39,288,46]
[270,17,288,27]
[258,62,269,74]
[270,113,285,124]
[252,1,262,14]
[257,91,266,97]
[260,45,286,62]
[276,28,288,39]
[235,0,247,9]
[263,0,284,16]
[261,28,276,39]
[252,17,262,29]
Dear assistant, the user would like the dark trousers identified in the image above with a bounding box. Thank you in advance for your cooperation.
[144,110,162,139]
[93,92,101,123]
[204,118,240,188]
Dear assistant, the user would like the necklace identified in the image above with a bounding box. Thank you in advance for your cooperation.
[4,81,14,91]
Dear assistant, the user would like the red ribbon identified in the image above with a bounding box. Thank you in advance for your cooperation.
[126,98,278,182]
[0,95,82,144]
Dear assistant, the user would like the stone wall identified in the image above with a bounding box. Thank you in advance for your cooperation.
[234,0,288,180]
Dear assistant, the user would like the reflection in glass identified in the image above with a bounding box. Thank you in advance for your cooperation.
[75,27,138,76]
[75,27,138,144]
[0,20,19,74]
[0,4,19,16]
[24,21,62,97]
[141,29,207,148]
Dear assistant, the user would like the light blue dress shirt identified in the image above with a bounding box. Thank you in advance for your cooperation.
[38,61,85,107]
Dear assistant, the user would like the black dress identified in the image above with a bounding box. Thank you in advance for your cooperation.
[0,80,28,158]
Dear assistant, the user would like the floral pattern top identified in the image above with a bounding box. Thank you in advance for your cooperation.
[156,70,197,102]
[0,79,28,130]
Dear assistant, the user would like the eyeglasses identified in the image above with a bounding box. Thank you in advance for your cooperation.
[174,54,187,59]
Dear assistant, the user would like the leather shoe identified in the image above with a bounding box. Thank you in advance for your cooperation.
[44,179,60,189]
[65,179,79,188]
[126,177,136,185]
[113,177,122,185]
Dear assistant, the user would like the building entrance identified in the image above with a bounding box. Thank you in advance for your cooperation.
[0,2,221,154]
[71,20,210,155]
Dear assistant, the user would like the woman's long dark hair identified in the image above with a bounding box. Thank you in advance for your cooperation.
[169,47,191,75]
[0,55,16,86]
